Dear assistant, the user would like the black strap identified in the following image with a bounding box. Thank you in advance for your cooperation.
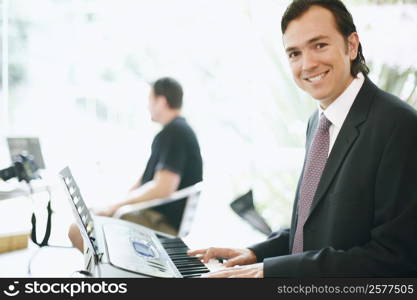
[31,199,53,247]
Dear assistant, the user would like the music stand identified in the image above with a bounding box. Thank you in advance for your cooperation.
[59,167,101,273]
[230,190,272,236]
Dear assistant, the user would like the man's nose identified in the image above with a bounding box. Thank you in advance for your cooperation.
[301,50,319,72]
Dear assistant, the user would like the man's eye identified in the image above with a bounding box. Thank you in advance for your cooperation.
[316,43,328,49]
[289,51,300,59]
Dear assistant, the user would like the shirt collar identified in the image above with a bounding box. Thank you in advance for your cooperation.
[318,73,365,128]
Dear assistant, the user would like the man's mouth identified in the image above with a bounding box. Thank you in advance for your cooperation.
[304,70,329,83]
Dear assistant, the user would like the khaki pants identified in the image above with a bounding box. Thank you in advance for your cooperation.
[121,209,178,236]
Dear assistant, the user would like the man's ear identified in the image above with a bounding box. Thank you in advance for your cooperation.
[347,32,360,61]
[155,95,168,107]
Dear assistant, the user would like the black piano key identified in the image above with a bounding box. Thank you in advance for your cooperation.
[183,274,204,278]
[177,266,207,272]
[180,269,209,276]
[169,253,202,259]
[177,268,207,273]
[165,248,189,254]
[171,257,203,263]
[167,252,190,257]
[172,259,204,265]
[172,259,202,265]
[162,239,185,243]
[163,244,185,248]
[171,259,204,265]
[180,271,208,278]
[169,254,195,259]
[174,262,205,268]
[161,240,185,244]
[168,252,194,256]
[176,264,205,269]
[175,264,209,270]
[176,262,207,268]
[164,245,188,250]
[176,264,208,270]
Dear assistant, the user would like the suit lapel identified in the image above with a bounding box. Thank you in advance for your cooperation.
[306,112,319,153]
[306,77,378,221]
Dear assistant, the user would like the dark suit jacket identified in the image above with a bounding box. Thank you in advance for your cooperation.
[249,77,417,277]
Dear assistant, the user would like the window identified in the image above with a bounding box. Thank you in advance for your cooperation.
[1,0,416,247]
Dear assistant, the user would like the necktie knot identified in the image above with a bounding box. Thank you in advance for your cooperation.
[318,114,332,132]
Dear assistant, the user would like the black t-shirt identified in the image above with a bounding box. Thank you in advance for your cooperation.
[141,116,203,230]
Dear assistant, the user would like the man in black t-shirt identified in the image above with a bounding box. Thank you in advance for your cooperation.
[69,77,202,251]
[137,115,203,231]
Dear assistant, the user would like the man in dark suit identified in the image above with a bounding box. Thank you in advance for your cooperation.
[188,0,417,277]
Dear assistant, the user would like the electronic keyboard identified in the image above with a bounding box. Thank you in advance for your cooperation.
[59,166,209,278]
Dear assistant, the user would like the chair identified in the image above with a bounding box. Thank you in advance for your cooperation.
[113,182,203,238]
[230,189,272,236]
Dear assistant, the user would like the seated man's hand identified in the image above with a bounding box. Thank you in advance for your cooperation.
[187,247,257,267]
[201,263,264,278]
[93,204,121,217]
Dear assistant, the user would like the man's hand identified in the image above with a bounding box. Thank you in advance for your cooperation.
[201,263,264,278]
[187,247,257,267]
[94,204,121,217]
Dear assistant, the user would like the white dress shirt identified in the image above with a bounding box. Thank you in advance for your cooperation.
[318,73,365,156]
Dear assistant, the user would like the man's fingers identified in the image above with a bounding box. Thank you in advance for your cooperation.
[187,248,216,263]
[188,247,236,264]
[95,210,107,217]
[229,271,253,278]
[201,269,235,278]
[187,248,208,256]
[223,256,242,267]
[202,248,220,263]
[230,268,263,278]
[201,266,244,278]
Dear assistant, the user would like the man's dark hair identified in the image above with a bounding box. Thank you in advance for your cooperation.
[152,77,183,109]
[281,0,369,77]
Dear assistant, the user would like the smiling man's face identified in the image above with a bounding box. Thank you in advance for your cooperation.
[283,5,359,108]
